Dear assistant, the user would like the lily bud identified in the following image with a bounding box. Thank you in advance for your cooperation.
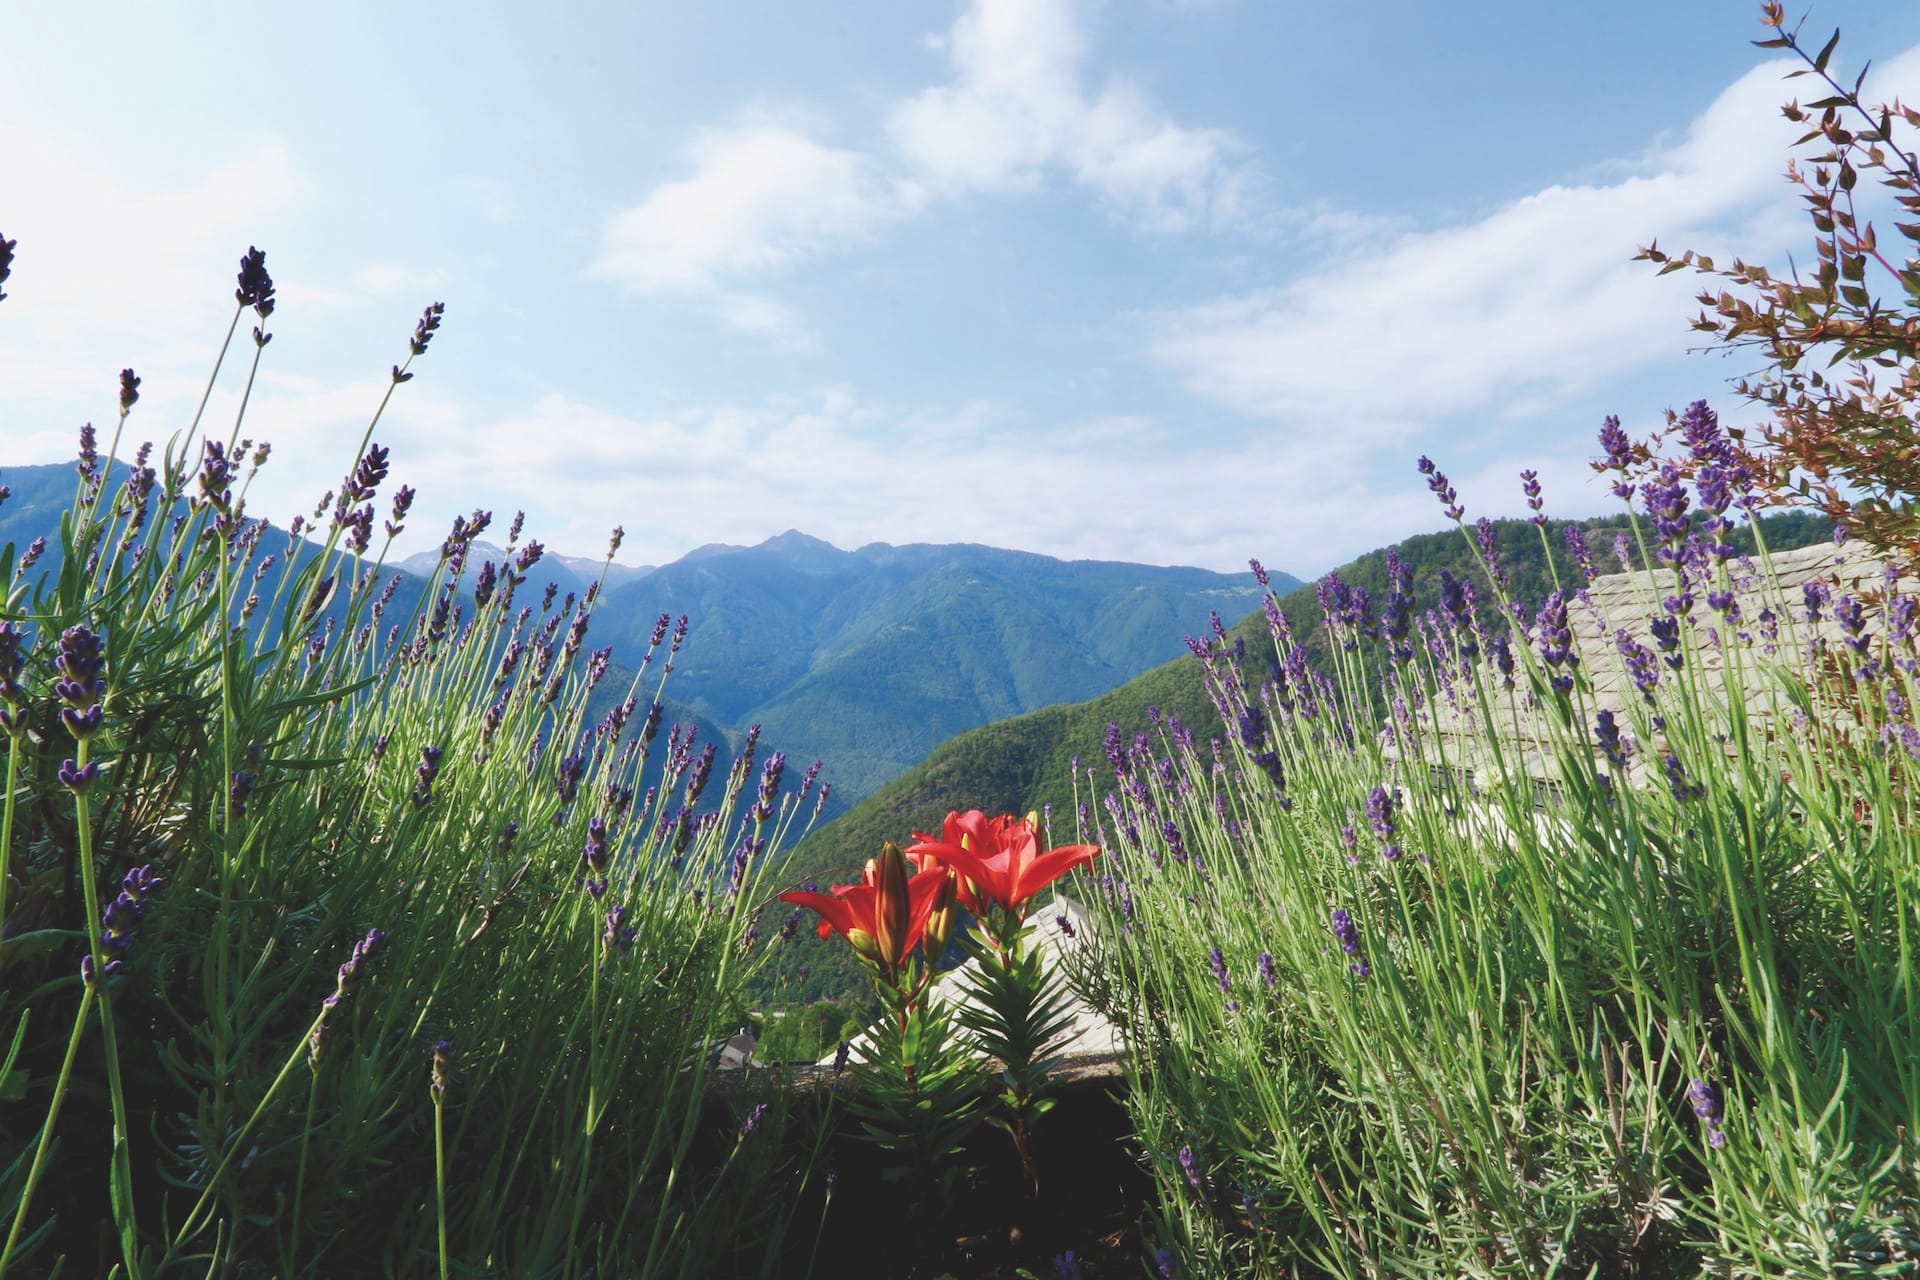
[846,927,881,965]
[873,841,913,967]
[922,871,959,959]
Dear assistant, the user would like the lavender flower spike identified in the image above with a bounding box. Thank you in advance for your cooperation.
[311,927,390,1065]
[1331,907,1370,977]
[1365,785,1401,861]
[1688,1078,1727,1149]
[1416,456,1465,521]
[431,1040,455,1101]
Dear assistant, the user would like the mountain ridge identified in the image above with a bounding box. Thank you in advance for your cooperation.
[0,461,1299,813]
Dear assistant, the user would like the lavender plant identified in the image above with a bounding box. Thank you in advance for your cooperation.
[0,243,826,1278]
[1077,411,1920,1277]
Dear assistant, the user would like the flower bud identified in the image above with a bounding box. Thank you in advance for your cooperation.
[921,871,959,959]
[845,927,881,965]
[872,842,912,968]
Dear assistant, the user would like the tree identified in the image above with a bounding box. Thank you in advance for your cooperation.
[1640,2,1920,569]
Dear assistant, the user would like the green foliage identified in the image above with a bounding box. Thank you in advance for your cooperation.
[752,999,854,1062]
[845,990,983,1216]
[770,510,1833,1006]
[0,261,816,1278]
[1084,455,1920,1276]
[1645,6,1920,569]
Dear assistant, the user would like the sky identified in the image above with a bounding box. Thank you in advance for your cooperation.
[5,1,1920,580]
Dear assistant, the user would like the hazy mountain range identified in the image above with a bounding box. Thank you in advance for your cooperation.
[0,460,1295,813]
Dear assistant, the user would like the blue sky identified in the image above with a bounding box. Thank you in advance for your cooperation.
[4,1,1918,578]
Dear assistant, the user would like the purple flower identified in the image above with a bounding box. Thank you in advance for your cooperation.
[1413,458,1466,521]
[1803,580,1831,624]
[1248,558,1269,587]
[1316,572,1373,649]
[1436,571,1477,661]
[1208,946,1230,993]
[1331,907,1370,976]
[554,753,586,806]
[1365,785,1400,861]
[1687,1078,1726,1149]
[55,625,107,710]
[1663,753,1703,803]
[1417,456,1465,521]
[1834,595,1869,655]
[1593,710,1629,770]
[311,927,389,1065]
[580,816,610,895]
[76,421,99,482]
[410,745,443,807]
[752,749,786,823]
[409,302,445,357]
[1258,951,1276,990]
[1476,517,1511,592]
[1521,469,1545,525]
[1536,592,1577,695]
[603,903,635,953]
[1177,1144,1201,1192]
[230,770,257,818]
[0,233,14,302]
[57,757,99,793]
[1597,414,1633,473]
[1154,1247,1176,1278]
[1639,465,1692,565]
[235,246,276,318]
[385,484,416,538]
[1649,615,1683,670]
[342,443,391,504]
[12,534,44,582]
[739,1101,769,1140]
[95,863,166,977]
[1381,561,1415,665]
[1564,525,1598,582]
[685,743,717,807]
[1162,818,1188,864]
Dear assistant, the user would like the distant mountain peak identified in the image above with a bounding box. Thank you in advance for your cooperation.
[761,529,841,553]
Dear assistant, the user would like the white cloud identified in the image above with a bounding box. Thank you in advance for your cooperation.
[888,0,1250,230]
[1146,47,1920,433]
[712,292,822,352]
[0,106,309,458]
[156,367,1406,573]
[590,125,917,295]
[585,0,1252,346]
[0,118,299,339]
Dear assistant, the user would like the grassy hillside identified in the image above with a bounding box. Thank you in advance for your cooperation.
[590,533,1291,809]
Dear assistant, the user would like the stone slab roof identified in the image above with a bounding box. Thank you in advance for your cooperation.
[1403,538,1912,792]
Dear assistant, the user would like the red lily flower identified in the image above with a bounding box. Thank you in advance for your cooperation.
[906,810,1099,917]
[778,842,949,972]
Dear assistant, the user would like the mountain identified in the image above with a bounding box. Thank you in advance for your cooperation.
[555,552,655,591]
[586,531,1289,806]
[0,459,82,560]
[2,463,1296,819]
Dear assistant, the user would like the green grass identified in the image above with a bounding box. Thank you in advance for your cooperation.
[0,270,820,1279]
